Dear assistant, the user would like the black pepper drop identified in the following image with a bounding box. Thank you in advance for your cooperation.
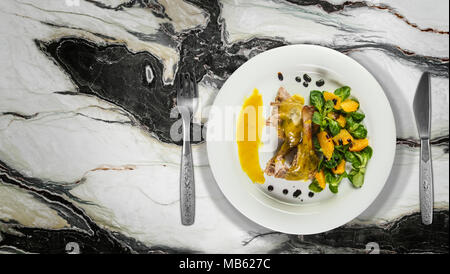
[295,76,302,82]
[316,79,325,87]
[308,192,314,198]
[303,74,311,82]
[268,185,274,192]
[293,189,302,198]
[277,72,283,81]
[283,189,289,195]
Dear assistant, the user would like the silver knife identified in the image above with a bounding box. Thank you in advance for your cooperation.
[413,71,434,225]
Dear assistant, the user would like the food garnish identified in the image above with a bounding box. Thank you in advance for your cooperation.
[309,86,372,193]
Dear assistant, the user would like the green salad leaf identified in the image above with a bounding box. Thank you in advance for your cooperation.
[355,146,373,166]
[347,146,373,188]
[334,86,351,101]
[313,136,322,153]
[351,112,365,123]
[348,169,365,188]
[310,90,324,112]
[312,111,324,127]
[346,116,367,139]
[322,150,343,169]
[335,144,350,153]
[328,171,348,193]
[345,150,361,168]
[326,118,341,136]
[323,100,335,116]
[351,124,368,139]
[309,180,324,193]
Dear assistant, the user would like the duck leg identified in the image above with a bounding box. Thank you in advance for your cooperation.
[286,106,319,180]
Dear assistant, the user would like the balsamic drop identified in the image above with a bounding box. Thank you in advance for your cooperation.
[316,79,325,87]
[303,74,311,82]
[277,72,284,81]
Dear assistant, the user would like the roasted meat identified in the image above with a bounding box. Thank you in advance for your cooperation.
[266,87,291,139]
[286,105,318,180]
[264,88,318,180]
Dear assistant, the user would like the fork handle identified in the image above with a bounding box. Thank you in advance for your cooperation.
[180,112,195,225]
[419,138,433,225]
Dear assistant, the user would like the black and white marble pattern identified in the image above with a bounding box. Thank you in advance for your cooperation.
[0,0,448,253]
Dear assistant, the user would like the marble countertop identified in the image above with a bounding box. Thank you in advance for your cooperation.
[0,0,448,254]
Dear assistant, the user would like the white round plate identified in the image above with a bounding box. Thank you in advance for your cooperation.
[206,44,396,234]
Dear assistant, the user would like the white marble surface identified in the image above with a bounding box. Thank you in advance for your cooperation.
[0,0,448,253]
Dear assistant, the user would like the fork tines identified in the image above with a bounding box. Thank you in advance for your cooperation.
[177,72,198,100]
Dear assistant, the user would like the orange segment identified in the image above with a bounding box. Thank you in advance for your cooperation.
[332,159,346,174]
[332,129,354,146]
[323,91,342,110]
[317,131,334,160]
[349,138,369,152]
[336,115,346,128]
[341,99,359,113]
[315,169,326,189]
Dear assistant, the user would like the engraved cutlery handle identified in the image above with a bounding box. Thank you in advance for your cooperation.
[180,112,195,225]
[420,138,433,225]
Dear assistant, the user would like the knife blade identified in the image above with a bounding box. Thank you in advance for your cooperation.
[413,71,433,225]
[413,72,431,138]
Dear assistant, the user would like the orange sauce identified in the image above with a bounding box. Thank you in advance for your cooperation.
[236,88,265,184]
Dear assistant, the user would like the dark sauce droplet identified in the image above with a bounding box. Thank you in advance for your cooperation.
[277,72,283,81]
[293,189,302,198]
[295,76,302,83]
[283,189,289,195]
[300,199,304,202]
[268,185,274,192]
[316,79,325,87]
[308,191,314,198]
[303,82,308,88]
[303,73,311,82]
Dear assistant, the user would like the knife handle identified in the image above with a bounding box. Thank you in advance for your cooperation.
[419,138,433,225]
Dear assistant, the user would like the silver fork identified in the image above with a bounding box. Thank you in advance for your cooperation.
[177,72,198,226]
